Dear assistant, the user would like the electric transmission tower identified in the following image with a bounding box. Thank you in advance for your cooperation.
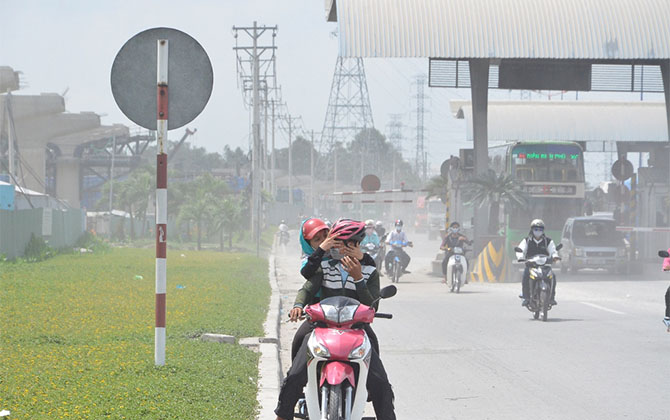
[386,114,404,189]
[412,75,429,181]
[320,57,375,191]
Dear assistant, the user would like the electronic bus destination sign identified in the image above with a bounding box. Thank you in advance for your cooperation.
[513,152,579,160]
[522,184,578,196]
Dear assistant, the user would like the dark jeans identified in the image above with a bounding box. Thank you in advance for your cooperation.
[665,286,670,318]
[522,266,556,301]
[385,248,410,272]
[277,327,395,420]
[291,320,380,360]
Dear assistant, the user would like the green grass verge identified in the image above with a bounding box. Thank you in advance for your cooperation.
[0,248,270,419]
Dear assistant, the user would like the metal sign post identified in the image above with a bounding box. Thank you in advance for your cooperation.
[111,27,213,366]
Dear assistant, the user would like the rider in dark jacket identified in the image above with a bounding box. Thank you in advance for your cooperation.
[275,219,396,420]
[515,219,559,307]
[440,221,472,277]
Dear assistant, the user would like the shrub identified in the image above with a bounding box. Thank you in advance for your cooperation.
[23,233,52,262]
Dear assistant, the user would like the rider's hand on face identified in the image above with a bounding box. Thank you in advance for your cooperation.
[289,307,303,322]
[341,242,364,260]
[341,256,363,281]
[319,233,342,251]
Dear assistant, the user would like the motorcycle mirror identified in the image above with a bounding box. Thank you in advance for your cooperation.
[556,243,563,251]
[514,247,522,253]
[379,285,397,299]
[659,250,669,258]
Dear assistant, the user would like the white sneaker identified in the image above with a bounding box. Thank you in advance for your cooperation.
[664,317,670,332]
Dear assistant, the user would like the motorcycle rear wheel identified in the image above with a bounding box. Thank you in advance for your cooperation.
[327,384,342,420]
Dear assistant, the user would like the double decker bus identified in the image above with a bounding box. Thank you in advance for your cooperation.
[489,141,585,245]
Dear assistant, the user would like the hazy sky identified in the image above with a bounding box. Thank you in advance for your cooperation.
[0,0,474,173]
[1,0,664,177]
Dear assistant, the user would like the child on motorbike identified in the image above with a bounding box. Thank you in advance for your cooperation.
[276,219,396,420]
[440,221,472,282]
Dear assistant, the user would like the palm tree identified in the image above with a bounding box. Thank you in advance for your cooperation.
[176,174,230,250]
[467,170,528,235]
[424,175,448,203]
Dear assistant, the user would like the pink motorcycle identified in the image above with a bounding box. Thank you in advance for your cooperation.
[296,286,397,420]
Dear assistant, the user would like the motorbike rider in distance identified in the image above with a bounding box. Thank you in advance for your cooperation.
[516,219,559,307]
[385,219,413,274]
[660,248,670,331]
[375,220,387,239]
[440,221,472,282]
[276,219,396,420]
[361,220,381,247]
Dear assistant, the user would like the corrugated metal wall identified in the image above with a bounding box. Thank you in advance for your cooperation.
[0,208,85,259]
[334,0,670,59]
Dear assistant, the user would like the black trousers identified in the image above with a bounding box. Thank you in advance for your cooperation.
[277,328,395,420]
[522,266,556,301]
[291,320,380,360]
[665,285,670,318]
[385,248,410,272]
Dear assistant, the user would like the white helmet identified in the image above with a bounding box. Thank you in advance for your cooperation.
[530,219,545,229]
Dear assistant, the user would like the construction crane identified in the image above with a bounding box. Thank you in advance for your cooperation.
[168,128,197,159]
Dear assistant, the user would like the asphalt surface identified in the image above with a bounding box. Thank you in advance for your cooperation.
[275,231,670,420]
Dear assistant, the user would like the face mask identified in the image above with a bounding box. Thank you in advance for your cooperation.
[396,227,402,232]
[532,229,543,239]
[366,228,374,235]
[329,247,344,260]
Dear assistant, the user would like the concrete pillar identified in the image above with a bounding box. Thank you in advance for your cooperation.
[21,148,47,194]
[469,59,490,250]
[661,61,670,183]
[55,157,80,208]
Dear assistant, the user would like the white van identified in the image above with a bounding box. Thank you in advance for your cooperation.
[559,216,628,274]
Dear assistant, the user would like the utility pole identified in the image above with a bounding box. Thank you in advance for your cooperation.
[108,135,116,212]
[310,130,315,211]
[5,90,15,182]
[233,22,277,255]
[271,99,276,197]
[288,116,293,205]
[413,75,429,181]
[387,114,404,189]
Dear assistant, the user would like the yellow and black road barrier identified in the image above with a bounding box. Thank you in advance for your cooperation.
[469,237,510,283]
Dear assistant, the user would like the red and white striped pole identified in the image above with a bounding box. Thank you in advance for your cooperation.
[155,39,168,366]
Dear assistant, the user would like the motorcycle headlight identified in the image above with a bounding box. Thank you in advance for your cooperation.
[349,334,371,360]
[574,247,584,257]
[307,333,330,358]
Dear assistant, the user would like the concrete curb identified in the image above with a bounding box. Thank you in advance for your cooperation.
[256,246,282,419]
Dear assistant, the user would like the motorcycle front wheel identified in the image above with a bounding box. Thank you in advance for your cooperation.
[541,289,549,322]
[327,383,342,420]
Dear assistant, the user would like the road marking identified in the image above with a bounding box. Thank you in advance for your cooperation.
[580,302,626,315]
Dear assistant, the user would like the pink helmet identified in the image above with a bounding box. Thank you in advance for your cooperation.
[330,218,366,243]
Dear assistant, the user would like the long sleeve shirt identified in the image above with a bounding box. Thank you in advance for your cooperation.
[294,259,380,310]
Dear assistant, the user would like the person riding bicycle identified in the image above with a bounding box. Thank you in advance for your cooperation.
[516,219,559,307]
[440,221,472,280]
[385,219,412,274]
[275,219,396,420]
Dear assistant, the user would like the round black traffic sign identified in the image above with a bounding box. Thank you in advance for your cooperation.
[111,27,213,130]
[361,174,381,192]
[611,159,634,181]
